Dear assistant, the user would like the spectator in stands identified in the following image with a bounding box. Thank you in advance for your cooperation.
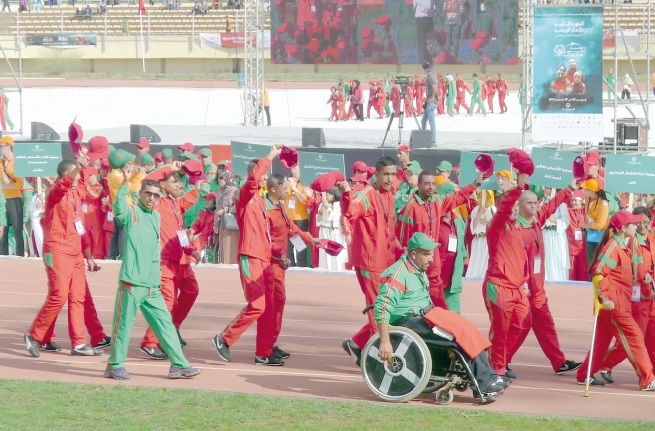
[98,0,107,14]
[74,7,84,20]
[84,4,93,18]
[19,0,27,12]
[34,0,42,11]
[191,1,205,15]
[226,16,233,32]
[121,17,129,33]
[2,0,11,12]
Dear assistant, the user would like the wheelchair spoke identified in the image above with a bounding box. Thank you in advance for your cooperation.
[366,346,384,363]
[378,373,393,395]
[394,335,413,357]
[400,367,421,386]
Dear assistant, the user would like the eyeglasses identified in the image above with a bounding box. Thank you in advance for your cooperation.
[141,191,161,199]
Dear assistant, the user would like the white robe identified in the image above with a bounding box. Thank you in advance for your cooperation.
[465,205,495,278]
[29,194,44,258]
[543,202,570,282]
[317,202,347,271]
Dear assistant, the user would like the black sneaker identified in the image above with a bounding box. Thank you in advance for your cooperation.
[212,335,231,362]
[168,366,202,379]
[342,339,361,367]
[177,331,187,347]
[104,367,131,380]
[273,346,290,359]
[140,346,168,360]
[71,344,104,356]
[39,341,62,352]
[578,375,605,386]
[600,370,614,384]
[481,379,507,397]
[557,360,582,375]
[255,355,285,366]
[499,376,512,387]
[93,337,111,349]
[505,366,517,379]
[24,333,40,358]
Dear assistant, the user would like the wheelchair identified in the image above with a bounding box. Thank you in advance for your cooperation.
[360,316,496,405]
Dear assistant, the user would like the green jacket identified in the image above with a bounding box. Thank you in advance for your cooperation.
[183,182,209,228]
[448,215,467,294]
[374,255,431,325]
[114,185,161,289]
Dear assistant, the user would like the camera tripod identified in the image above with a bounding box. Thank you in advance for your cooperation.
[380,93,421,148]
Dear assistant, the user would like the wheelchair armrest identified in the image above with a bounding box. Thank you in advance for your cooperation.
[431,325,454,341]
[362,305,374,314]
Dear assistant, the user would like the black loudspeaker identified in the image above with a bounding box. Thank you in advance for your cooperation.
[31,122,60,140]
[130,124,162,144]
[302,128,326,148]
[409,130,434,149]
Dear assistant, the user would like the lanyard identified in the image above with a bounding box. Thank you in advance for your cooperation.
[519,222,541,254]
[171,199,182,229]
[377,190,391,238]
[277,203,292,228]
[255,196,271,243]
[426,203,434,237]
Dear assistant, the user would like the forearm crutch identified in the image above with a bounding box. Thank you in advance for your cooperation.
[584,274,605,397]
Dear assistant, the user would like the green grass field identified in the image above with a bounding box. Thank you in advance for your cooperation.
[0,379,651,431]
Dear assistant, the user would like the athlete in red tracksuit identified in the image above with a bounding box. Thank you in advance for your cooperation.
[483,176,533,376]
[599,208,655,384]
[437,74,446,115]
[576,210,655,390]
[485,75,496,113]
[140,165,201,357]
[339,157,404,365]
[504,186,582,377]
[191,193,217,254]
[264,174,316,360]
[366,81,377,118]
[213,145,283,365]
[25,156,104,357]
[390,84,402,116]
[83,169,107,259]
[496,73,509,113]
[567,192,588,281]
[404,80,415,116]
[454,74,471,113]
[413,75,424,115]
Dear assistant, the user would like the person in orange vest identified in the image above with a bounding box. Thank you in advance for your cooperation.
[24,156,105,357]
[338,157,404,365]
[213,145,284,365]
[0,136,24,256]
[576,210,655,390]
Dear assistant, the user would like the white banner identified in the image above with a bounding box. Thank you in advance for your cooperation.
[200,32,270,49]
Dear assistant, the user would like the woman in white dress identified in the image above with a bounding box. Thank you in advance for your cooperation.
[541,187,571,282]
[465,190,495,278]
[29,191,45,257]
[317,187,347,271]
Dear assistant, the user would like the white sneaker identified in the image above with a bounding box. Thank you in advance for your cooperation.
[642,380,655,391]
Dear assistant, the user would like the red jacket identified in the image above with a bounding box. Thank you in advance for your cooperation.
[83,183,105,232]
[567,206,586,255]
[265,193,312,260]
[191,209,215,242]
[43,173,87,256]
[593,235,634,316]
[341,185,402,273]
[485,188,527,289]
[236,157,271,261]
[158,188,200,262]
[438,217,457,288]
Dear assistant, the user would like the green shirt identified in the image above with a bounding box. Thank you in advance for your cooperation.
[114,185,161,289]
[449,215,467,294]
[374,255,431,325]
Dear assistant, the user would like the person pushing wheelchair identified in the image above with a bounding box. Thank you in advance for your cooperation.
[374,232,510,399]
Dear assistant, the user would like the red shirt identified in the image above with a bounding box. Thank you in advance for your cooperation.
[236,158,271,261]
[341,185,402,273]
[191,209,215,240]
[157,188,200,262]
[567,206,586,254]
[43,173,86,257]
[633,232,655,298]
[265,193,312,260]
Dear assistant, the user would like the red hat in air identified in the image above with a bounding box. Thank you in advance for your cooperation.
[310,171,345,193]
[317,239,345,257]
[145,166,175,182]
[572,156,586,181]
[279,146,299,169]
[507,148,534,176]
[474,153,495,179]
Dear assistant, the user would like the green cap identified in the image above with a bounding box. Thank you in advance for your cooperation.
[406,160,421,176]
[218,159,230,166]
[108,149,135,170]
[200,148,212,157]
[108,145,116,153]
[161,148,174,160]
[436,160,452,172]
[180,153,199,161]
[436,182,455,196]
[141,153,153,165]
[407,232,439,251]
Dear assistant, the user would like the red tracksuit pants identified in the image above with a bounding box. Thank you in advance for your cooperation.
[498,92,507,112]
[142,259,199,348]
[330,104,339,121]
[221,255,275,357]
[454,96,469,112]
[486,94,495,112]
[427,261,447,310]
[483,279,532,374]
[601,299,655,373]
[29,253,88,347]
[576,310,655,388]
[569,246,588,281]
[269,262,286,347]
[351,268,381,349]
[506,287,566,371]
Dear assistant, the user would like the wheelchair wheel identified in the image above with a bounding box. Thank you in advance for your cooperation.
[435,387,454,405]
[361,326,432,402]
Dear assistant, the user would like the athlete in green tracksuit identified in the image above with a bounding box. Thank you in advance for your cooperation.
[105,172,201,380]
[468,74,487,116]
[446,75,456,117]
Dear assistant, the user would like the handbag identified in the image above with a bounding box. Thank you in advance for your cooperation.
[586,229,603,243]
[221,211,239,231]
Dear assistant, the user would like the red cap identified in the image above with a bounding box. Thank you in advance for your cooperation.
[497,72,503,77]
[610,210,643,231]
[456,72,461,76]
[154,152,163,163]
[182,159,204,176]
[145,166,175,182]
[367,167,376,179]
[507,148,534,176]
[352,161,368,174]
[204,192,218,200]
[474,153,495,179]
[585,150,601,166]
[398,144,412,153]
[572,156,585,180]
[310,171,345,193]
[279,146,299,169]
[452,163,460,173]
[68,120,83,154]
[178,142,195,152]
[317,239,345,257]
[572,190,585,200]
[137,138,150,150]
[349,172,369,183]
[87,136,109,162]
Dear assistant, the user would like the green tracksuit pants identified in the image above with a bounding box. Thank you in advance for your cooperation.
[107,282,190,369]
[469,95,487,116]
[444,288,461,314]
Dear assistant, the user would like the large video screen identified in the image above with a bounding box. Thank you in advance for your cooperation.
[270,0,519,65]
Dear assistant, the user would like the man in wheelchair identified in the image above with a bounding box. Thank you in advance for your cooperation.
[374,232,510,399]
